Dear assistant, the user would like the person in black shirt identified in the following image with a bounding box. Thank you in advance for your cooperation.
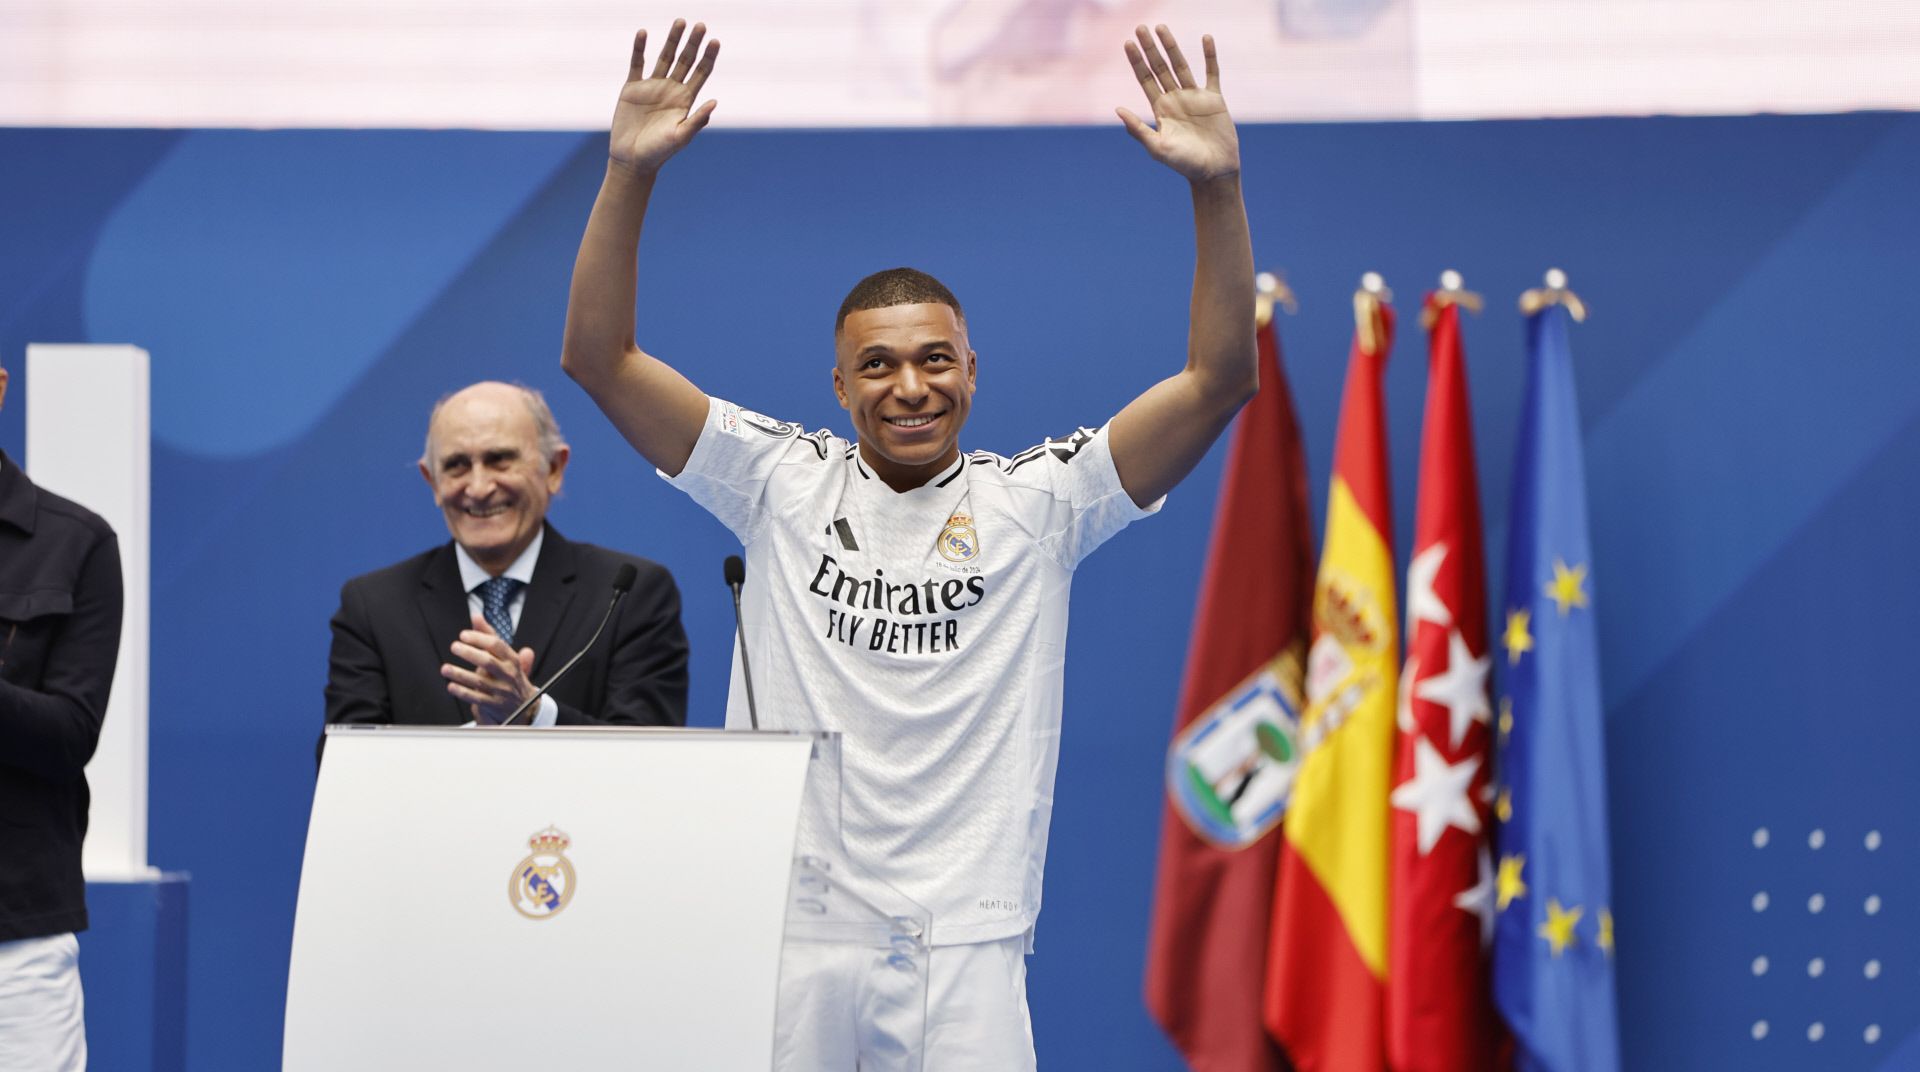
[0,359,124,1071]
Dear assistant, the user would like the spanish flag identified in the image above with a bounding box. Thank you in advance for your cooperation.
[1264,283,1397,1071]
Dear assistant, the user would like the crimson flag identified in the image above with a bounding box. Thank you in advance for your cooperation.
[1145,302,1315,1072]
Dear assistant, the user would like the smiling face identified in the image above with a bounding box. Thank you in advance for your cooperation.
[418,383,568,574]
[833,302,978,492]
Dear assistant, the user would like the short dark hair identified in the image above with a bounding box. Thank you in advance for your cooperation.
[835,267,964,333]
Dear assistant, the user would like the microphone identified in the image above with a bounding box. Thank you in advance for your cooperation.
[498,563,638,727]
[724,555,761,731]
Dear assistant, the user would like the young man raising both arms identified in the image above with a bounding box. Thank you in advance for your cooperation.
[563,20,1255,1068]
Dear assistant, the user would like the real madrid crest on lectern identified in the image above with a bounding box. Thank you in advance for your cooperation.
[508,825,576,919]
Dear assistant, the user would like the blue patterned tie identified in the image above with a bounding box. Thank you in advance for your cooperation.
[475,576,523,646]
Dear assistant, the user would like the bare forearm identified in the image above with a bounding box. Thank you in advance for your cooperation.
[1185,172,1257,403]
[559,24,722,472]
[561,163,657,387]
[1103,25,1256,506]
[559,162,708,474]
[1106,172,1256,507]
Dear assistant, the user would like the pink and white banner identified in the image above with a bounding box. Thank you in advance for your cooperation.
[6,0,1918,129]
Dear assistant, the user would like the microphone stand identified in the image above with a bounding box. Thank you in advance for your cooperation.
[724,555,761,730]
[496,565,637,727]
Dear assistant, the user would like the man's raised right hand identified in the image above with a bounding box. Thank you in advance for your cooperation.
[609,20,720,178]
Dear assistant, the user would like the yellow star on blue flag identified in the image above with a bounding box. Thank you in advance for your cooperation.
[1491,304,1620,1071]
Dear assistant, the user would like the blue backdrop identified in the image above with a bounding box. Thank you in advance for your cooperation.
[2,112,1916,1070]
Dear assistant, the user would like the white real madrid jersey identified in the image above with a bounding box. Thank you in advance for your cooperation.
[666,396,1160,945]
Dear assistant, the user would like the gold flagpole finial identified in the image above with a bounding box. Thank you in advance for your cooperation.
[1354,272,1390,353]
[1519,267,1588,321]
[1422,269,1485,328]
[1255,270,1299,328]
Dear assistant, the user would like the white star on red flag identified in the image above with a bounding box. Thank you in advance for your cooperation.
[1391,736,1483,854]
[1396,654,1420,734]
[1454,844,1497,948]
[1414,629,1492,749]
[1407,542,1451,628]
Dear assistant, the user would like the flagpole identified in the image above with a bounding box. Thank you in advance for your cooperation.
[1255,270,1299,328]
[1519,267,1587,321]
[1355,271,1391,353]
[1422,269,1484,328]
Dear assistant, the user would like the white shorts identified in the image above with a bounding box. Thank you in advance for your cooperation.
[775,934,1037,1071]
[0,932,86,1072]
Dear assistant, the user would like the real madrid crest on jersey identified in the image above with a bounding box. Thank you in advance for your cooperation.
[738,407,797,438]
[508,825,576,920]
[937,513,980,563]
[1166,652,1304,848]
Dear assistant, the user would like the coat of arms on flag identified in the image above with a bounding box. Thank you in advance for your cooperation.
[1166,652,1304,849]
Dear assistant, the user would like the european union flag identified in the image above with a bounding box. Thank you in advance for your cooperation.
[1491,302,1620,1071]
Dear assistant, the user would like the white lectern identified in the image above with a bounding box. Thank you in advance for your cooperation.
[286,727,929,1070]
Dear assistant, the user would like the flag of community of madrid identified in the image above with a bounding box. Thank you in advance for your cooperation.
[1388,286,1502,1071]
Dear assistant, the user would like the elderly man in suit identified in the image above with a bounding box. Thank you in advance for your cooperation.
[324,381,688,737]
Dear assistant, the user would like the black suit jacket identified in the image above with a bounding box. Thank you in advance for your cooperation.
[324,525,688,742]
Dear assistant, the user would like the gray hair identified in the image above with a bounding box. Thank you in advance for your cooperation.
[420,381,568,470]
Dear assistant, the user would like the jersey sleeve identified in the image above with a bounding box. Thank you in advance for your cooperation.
[1025,423,1164,569]
[660,396,830,543]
